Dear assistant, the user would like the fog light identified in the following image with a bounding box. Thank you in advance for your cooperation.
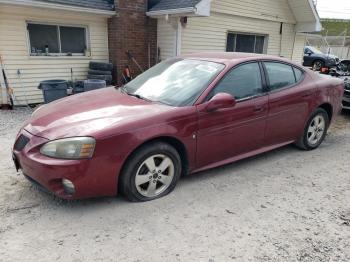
[62,179,75,195]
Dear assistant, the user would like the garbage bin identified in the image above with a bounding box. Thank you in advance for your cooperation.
[73,80,85,94]
[38,80,68,103]
[84,79,106,92]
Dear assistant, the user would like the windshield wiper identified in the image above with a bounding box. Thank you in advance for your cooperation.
[127,93,146,100]
[121,88,148,101]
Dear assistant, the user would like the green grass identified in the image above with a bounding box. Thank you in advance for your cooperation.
[321,19,350,36]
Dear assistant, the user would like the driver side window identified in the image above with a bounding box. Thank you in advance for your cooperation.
[209,62,263,100]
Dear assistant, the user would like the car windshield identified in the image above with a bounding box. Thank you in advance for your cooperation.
[123,58,225,106]
[307,46,323,55]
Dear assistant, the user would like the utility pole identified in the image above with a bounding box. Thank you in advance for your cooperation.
[341,29,347,59]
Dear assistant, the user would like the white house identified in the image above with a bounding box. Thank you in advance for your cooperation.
[0,0,114,106]
[147,0,321,63]
[0,0,321,107]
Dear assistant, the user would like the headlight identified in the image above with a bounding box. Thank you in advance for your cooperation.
[40,137,96,159]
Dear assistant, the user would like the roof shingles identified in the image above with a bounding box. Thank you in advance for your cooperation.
[149,0,201,12]
[33,0,115,11]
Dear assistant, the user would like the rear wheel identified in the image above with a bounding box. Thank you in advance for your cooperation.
[119,142,181,202]
[295,108,329,150]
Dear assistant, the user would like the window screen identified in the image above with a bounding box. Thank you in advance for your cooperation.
[28,24,59,53]
[60,26,86,53]
[264,62,296,90]
[236,34,255,53]
[226,33,266,54]
[255,36,265,54]
[210,63,263,100]
[27,23,87,55]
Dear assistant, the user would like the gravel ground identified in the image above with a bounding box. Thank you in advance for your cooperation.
[0,107,350,262]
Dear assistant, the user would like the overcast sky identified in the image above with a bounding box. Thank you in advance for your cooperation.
[316,0,350,19]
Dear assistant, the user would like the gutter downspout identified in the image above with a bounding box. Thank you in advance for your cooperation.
[176,18,182,56]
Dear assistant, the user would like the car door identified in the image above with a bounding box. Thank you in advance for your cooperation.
[303,48,313,67]
[196,62,268,168]
[263,61,315,146]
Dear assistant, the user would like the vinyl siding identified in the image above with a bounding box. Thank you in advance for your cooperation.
[211,0,296,24]
[280,23,296,59]
[181,13,297,59]
[179,0,302,63]
[0,4,109,105]
[157,18,176,60]
[292,34,307,64]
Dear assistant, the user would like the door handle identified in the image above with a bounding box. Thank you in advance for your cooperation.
[301,93,312,98]
[253,107,264,112]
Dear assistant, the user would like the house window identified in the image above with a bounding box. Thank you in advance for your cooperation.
[27,23,88,56]
[226,33,267,54]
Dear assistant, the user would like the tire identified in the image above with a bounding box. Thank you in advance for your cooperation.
[88,69,112,76]
[89,61,113,71]
[294,108,329,150]
[87,74,112,82]
[83,79,107,92]
[312,60,325,71]
[119,142,182,202]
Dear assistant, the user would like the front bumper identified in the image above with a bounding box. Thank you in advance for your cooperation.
[12,129,120,199]
[325,62,337,68]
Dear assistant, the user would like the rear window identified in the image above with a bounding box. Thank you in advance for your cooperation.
[293,67,304,82]
[264,62,296,90]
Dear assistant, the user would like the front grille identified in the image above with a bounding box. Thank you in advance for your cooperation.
[343,100,350,108]
[344,89,350,98]
[14,135,30,151]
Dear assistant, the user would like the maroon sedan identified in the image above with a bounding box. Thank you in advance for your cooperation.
[13,53,344,201]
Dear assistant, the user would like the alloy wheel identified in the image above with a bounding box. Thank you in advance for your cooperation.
[313,61,323,71]
[307,115,326,146]
[134,154,175,198]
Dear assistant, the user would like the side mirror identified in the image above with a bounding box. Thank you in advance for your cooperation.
[306,51,312,56]
[205,93,236,112]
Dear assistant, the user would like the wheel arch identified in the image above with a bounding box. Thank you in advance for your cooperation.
[119,136,189,183]
[313,58,326,63]
[318,103,333,122]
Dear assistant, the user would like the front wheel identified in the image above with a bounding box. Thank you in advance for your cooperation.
[119,142,181,202]
[294,108,329,150]
[312,60,325,71]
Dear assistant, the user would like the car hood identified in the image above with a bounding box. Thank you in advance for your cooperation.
[327,54,338,60]
[24,87,174,140]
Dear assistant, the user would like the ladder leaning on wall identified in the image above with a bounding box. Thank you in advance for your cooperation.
[0,66,8,106]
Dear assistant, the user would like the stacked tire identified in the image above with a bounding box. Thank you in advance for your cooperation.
[87,61,113,85]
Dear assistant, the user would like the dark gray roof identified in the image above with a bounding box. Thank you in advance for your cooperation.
[148,0,201,12]
[34,0,115,11]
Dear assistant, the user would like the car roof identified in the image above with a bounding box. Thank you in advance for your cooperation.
[180,52,295,65]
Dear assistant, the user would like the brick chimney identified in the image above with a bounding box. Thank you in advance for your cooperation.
[108,0,157,85]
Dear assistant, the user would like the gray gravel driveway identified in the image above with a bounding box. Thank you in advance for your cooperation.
[0,108,350,262]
